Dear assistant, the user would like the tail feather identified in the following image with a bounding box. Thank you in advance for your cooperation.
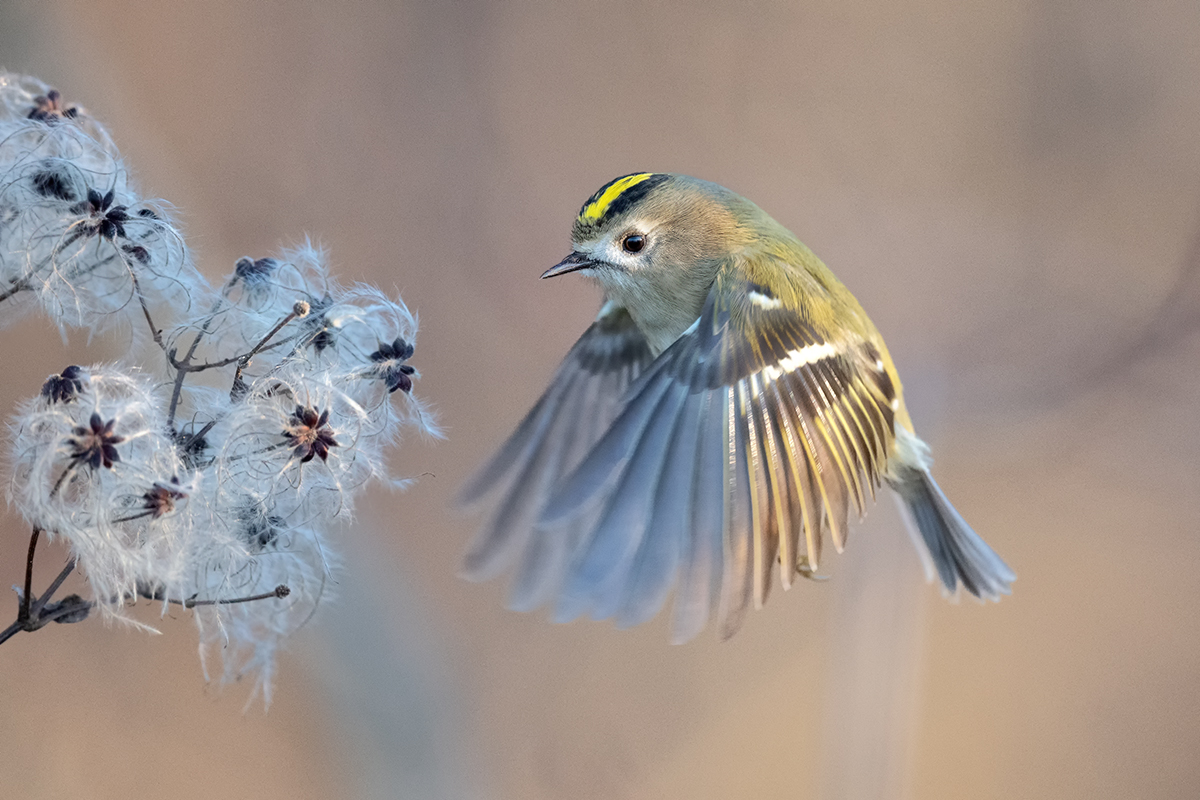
[891,466,1014,600]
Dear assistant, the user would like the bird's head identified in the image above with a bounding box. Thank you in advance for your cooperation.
[542,173,758,349]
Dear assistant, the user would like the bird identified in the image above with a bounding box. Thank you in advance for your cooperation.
[459,172,1014,643]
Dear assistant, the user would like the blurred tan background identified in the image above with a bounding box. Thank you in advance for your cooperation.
[1,1,1198,798]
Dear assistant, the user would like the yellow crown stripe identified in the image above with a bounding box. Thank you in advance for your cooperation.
[578,173,655,224]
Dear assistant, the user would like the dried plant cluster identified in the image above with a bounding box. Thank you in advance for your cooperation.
[0,74,438,703]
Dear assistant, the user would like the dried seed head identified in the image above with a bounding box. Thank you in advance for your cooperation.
[370,337,418,394]
[141,477,187,518]
[69,412,125,470]
[28,88,79,122]
[282,405,339,463]
[31,167,77,201]
[40,365,87,404]
[234,256,280,288]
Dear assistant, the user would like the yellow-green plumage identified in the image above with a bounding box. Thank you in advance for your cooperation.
[461,173,1013,642]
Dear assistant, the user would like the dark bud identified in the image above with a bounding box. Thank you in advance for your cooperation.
[40,365,86,403]
[70,412,125,470]
[310,327,336,353]
[370,337,418,393]
[97,205,129,240]
[43,595,91,624]
[301,295,336,353]
[310,293,334,314]
[67,187,132,240]
[28,89,79,122]
[389,370,413,394]
[175,430,209,468]
[123,244,150,264]
[371,336,415,362]
[239,509,286,552]
[31,168,76,202]
[283,404,338,463]
[233,256,279,287]
[137,208,160,220]
[141,477,187,518]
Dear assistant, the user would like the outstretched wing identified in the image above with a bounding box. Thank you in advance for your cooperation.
[541,265,899,642]
[459,300,655,611]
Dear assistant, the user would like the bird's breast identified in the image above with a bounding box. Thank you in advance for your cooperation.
[596,270,712,357]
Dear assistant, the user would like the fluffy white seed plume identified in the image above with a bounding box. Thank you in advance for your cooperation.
[216,367,373,518]
[8,365,185,606]
[0,74,200,338]
[0,74,437,704]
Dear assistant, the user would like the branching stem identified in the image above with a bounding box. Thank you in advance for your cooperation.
[230,306,306,390]
[29,559,76,619]
[166,296,228,427]
[128,268,166,352]
[1,522,292,648]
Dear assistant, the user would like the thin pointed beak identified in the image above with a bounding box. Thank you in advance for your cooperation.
[541,251,596,279]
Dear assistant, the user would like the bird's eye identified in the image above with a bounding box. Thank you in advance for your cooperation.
[622,234,646,253]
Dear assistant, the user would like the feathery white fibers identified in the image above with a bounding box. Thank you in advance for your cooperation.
[0,74,436,704]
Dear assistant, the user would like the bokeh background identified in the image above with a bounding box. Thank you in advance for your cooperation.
[1,1,1198,798]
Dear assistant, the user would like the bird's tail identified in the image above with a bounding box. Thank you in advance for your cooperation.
[888,430,1015,600]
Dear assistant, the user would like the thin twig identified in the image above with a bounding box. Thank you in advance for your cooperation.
[231,306,307,387]
[179,585,290,608]
[0,275,31,304]
[169,351,255,373]
[20,528,40,623]
[0,620,24,646]
[166,296,228,427]
[28,559,76,620]
[166,306,306,377]
[128,268,166,352]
